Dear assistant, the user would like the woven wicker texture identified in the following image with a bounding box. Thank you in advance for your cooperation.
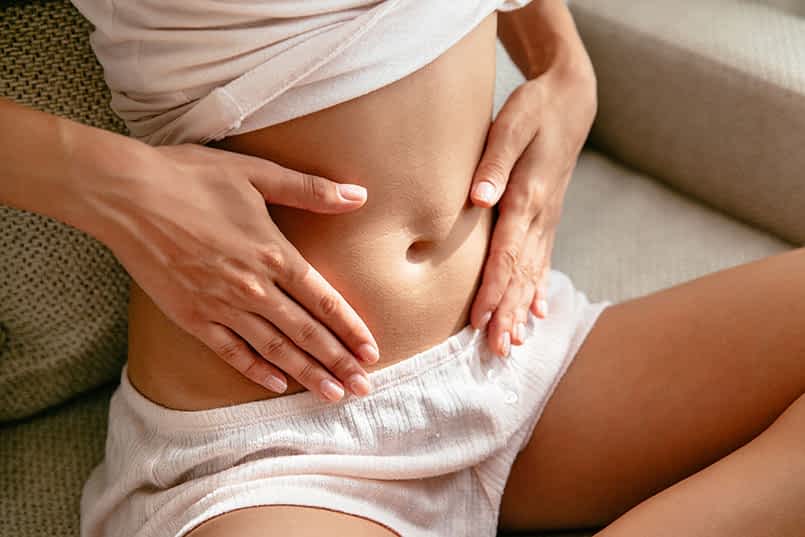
[0,0,130,422]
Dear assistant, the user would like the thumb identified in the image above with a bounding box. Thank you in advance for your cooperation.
[470,94,538,208]
[250,159,367,214]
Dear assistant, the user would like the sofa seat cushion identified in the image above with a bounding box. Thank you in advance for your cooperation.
[570,0,805,246]
[554,151,792,303]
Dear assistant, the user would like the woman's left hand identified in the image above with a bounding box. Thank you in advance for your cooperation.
[468,56,597,358]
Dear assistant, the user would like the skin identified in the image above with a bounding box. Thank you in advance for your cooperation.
[186,249,805,537]
[0,99,381,402]
[469,0,597,360]
[98,1,805,535]
[499,248,805,536]
[126,11,499,411]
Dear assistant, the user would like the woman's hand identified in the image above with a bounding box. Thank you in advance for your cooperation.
[1,97,374,402]
[467,12,597,357]
[91,143,379,402]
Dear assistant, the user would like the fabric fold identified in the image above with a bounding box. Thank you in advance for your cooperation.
[71,0,533,146]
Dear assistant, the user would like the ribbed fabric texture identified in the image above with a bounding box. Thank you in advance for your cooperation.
[70,0,533,146]
[80,269,611,537]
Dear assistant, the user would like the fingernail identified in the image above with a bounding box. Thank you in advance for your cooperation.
[473,181,496,204]
[347,373,372,396]
[357,343,379,364]
[320,378,345,401]
[537,299,549,318]
[337,184,367,202]
[514,322,525,343]
[264,374,287,394]
[501,331,511,357]
[479,311,492,330]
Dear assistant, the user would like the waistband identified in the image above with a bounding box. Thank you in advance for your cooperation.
[116,268,610,436]
[118,320,488,432]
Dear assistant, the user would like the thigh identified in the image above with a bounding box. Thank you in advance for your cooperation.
[186,505,400,537]
[499,247,805,532]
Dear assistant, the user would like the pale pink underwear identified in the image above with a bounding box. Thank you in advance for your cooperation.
[80,268,611,537]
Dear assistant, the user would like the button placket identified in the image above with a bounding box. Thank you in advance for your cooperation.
[483,353,520,406]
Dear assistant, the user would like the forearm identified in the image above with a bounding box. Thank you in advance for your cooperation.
[498,0,593,82]
[0,97,153,242]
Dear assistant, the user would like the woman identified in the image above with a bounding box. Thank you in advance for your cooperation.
[3,0,803,535]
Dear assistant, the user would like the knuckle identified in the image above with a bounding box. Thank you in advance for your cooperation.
[216,338,245,364]
[242,359,265,383]
[303,173,329,203]
[477,158,509,186]
[233,273,267,301]
[513,263,531,284]
[493,245,519,272]
[257,244,286,277]
[295,320,318,345]
[297,361,317,384]
[494,115,522,143]
[526,181,547,211]
[326,352,352,375]
[499,190,529,216]
[257,334,287,360]
[501,309,518,326]
[318,292,339,317]
[526,265,541,286]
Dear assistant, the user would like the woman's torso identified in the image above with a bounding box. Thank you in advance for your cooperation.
[126,12,499,410]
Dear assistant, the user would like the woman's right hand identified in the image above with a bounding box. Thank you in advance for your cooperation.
[90,142,379,402]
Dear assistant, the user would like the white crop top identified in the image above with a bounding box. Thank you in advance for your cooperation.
[71,0,535,146]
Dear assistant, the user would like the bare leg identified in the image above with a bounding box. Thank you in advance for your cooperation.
[597,391,805,536]
[499,247,805,533]
[186,505,400,537]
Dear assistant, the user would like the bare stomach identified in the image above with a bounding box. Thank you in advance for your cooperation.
[126,12,499,410]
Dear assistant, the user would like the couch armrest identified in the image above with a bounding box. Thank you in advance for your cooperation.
[570,0,805,245]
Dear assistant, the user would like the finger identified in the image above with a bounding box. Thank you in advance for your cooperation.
[201,322,289,394]
[225,309,366,402]
[469,209,527,331]
[469,189,535,331]
[531,231,555,319]
[257,241,380,365]
[511,262,538,345]
[513,225,547,344]
[246,156,368,214]
[470,84,541,208]
[515,277,536,343]
[470,130,558,331]
[488,226,542,355]
[249,284,373,395]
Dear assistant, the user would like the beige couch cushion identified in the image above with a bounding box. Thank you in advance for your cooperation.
[571,0,805,246]
[754,0,805,17]
[557,151,791,303]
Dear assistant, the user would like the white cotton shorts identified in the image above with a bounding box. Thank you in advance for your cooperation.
[80,268,612,537]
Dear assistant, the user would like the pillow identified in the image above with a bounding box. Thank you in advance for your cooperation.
[0,0,130,422]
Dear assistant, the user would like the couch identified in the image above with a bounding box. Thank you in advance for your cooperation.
[1,0,803,536]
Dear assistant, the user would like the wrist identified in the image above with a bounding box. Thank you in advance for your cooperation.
[61,118,158,243]
[547,35,595,86]
[499,0,595,85]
